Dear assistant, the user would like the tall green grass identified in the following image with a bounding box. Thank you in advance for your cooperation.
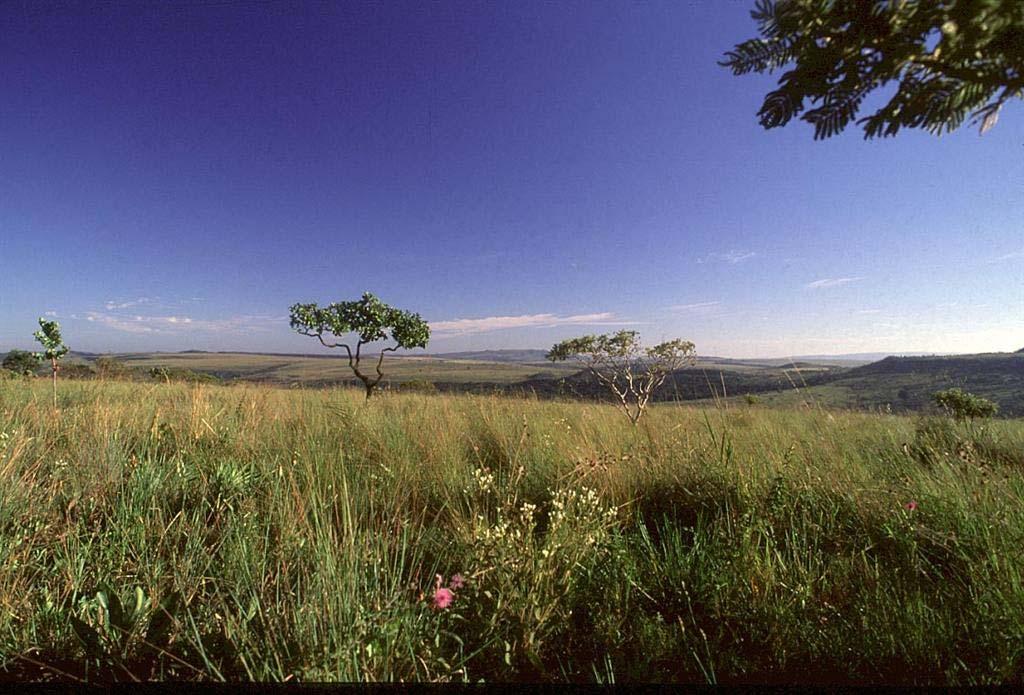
[1,379,1022,683]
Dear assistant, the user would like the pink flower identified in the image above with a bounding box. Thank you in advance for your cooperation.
[433,587,454,609]
[905,501,918,511]
[449,574,465,590]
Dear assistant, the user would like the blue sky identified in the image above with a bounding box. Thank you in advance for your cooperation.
[1,0,1022,358]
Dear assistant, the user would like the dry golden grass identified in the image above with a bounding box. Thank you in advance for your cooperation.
[1,378,1022,683]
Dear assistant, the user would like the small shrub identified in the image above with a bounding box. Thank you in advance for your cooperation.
[94,357,132,379]
[60,364,96,380]
[910,417,961,465]
[454,468,619,675]
[933,388,998,421]
[148,366,219,384]
[2,349,39,376]
[68,586,181,680]
[398,379,437,394]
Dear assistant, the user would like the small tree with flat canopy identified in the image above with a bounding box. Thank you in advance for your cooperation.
[289,292,430,399]
[33,318,69,408]
[547,330,697,425]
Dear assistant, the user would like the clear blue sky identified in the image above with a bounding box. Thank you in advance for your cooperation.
[2,0,1022,358]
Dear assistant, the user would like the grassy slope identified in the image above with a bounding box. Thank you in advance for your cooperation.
[751,353,1024,417]
[9,348,1020,417]
[104,351,851,401]
[111,352,578,384]
[1,379,1022,684]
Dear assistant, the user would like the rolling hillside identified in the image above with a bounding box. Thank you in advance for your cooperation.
[107,351,577,385]
[4,349,1020,417]
[748,352,1024,417]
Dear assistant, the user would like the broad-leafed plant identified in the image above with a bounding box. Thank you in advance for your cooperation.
[33,318,69,408]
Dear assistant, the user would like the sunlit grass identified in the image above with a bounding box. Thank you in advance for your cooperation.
[1,379,1022,683]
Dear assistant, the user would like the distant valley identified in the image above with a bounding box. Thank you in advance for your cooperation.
[6,347,1021,417]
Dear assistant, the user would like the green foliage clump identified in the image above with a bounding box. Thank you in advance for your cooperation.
[148,366,219,384]
[290,292,430,399]
[33,318,69,364]
[723,0,1024,138]
[59,364,96,380]
[933,387,998,421]
[2,350,39,376]
[94,357,132,380]
[452,466,620,674]
[69,586,178,677]
[398,379,438,394]
[33,318,69,408]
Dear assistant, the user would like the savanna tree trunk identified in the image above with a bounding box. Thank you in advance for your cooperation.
[51,358,58,409]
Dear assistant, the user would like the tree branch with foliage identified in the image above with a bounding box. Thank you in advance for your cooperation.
[289,292,430,399]
[33,318,69,408]
[722,0,1024,138]
[547,331,697,425]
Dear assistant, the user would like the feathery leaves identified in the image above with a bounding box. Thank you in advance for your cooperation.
[723,0,1024,138]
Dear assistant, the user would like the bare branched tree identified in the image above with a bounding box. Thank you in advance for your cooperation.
[547,331,696,425]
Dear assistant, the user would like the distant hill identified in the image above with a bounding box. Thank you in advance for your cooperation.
[431,350,865,369]
[6,348,1020,418]
[753,352,1024,417]
[431,349,550,363]
[783,351,941,362]
[847,352,1023,376]
[502,362,846,403]
[489,350,1024,417]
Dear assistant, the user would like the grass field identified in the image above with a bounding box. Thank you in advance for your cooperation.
[1,379,1023,683]
[111,352,578,385]
[748,357,1024,417]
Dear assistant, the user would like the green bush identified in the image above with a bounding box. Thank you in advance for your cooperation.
[2,350,39,376]
[148,366,219,384]
[398,379,438,394]
[60,364,96,380]
[94,357,132,379]
[933,388,998,421]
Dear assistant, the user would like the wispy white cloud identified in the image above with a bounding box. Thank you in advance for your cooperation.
[104,297,153,310]
[667,301,721,313]
[933,301,990,311]
[85,312,283,334]
[431,312,635,336]
[805,277,864,289]
[44,310,58,317]
[991,249,1024,263]
[86,313,158,334]
[698,250,758,265]
[854,308,881,315]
